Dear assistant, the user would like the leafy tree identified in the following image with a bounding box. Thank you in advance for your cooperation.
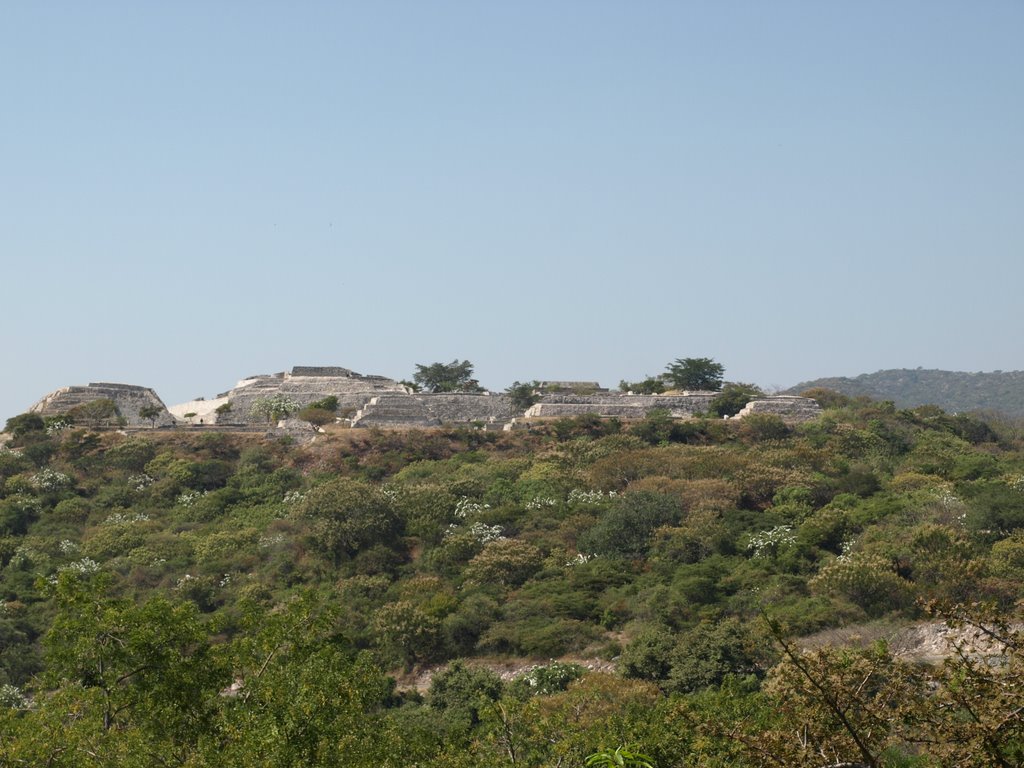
[665,619,765,694]
[138,404,162,428]
[3,413,45,437]
[413,360,484,393]
[299,478,402,566]
[39,571,226,750]
[68,398,119,428]
[505,381,540,411]
[371,601,442,669]
[206,594,397,767]
[709,382,764,417]
[618,377,666,394]
[429,661,504,733]
[214,401,233,416]
[577,492,680,558]
[664,357,724,391]
[463,539,544,587]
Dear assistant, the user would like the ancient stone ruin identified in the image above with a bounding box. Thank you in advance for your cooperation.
[28,383,175,427]
[24,365,823,432]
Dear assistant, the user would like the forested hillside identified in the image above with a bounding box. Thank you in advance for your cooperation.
[2,396,1024,766]
[788,368,1024,417]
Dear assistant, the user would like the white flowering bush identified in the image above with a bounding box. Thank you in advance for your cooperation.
[30,468,71,491]
[282,490,305,504]
[45,416,72,435]
[103,511,150,525]
[128,473,154,491]
[62,557,100,575]
[258,534,286,548]
[455,497,491,519]
[525,496,557,510]
[47,557,101,583]
[0,684,29,709]
[746,525,796,558]
[175,574,197,590]
[58,539,79,555]
[445,521,505,544]
[837,538,856,563]
[177,490,205,507]
[568,489,616,505]
[564,552,595,567]
[516,661,583,694]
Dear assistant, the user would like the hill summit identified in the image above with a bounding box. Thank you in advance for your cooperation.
[786,368,1024,416]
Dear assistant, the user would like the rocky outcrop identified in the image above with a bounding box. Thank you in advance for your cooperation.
[29,383,175,427]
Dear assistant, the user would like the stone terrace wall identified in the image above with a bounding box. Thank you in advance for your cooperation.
[351,393,514,428]
[421,393,514,424]
[525,392,719,419]
[29,383,175,427]
[524,393,822,423]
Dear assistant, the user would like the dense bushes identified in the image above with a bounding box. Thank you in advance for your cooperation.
[0,397,1023,765]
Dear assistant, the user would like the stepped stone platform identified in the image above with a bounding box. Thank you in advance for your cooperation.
[208,366,408,425]
[29,383,175,427]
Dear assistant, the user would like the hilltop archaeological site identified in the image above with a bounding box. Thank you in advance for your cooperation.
[24,365,822,432]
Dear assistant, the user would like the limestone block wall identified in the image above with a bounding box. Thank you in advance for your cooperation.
[351,393,515,428]
[523,393,822,423]
[420,393,514,423]
[526,393,719,419]
[29,383,175,427]
[733,396,822,422]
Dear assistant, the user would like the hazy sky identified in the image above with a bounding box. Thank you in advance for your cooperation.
[3,2,1022,421]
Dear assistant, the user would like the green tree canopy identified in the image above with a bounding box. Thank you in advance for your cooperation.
[3,413,45,437]
[138,405,162,427]
[664,358,724,391]
[68,398,120,428]
[709,382,764,417]
[505,381,540,411]
[413,360,483,393]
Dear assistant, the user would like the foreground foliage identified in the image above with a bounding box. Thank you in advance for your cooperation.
[2,394,1024,765]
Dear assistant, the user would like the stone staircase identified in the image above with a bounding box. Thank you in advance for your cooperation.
[350,394,439,428]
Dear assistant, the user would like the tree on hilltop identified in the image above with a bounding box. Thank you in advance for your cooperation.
[664,358,724,391]
[412,360,484,393]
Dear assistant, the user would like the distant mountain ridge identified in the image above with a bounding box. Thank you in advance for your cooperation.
[786,368,1024,417]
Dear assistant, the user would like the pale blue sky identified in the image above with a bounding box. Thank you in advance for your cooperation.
[2,2,1022,420]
